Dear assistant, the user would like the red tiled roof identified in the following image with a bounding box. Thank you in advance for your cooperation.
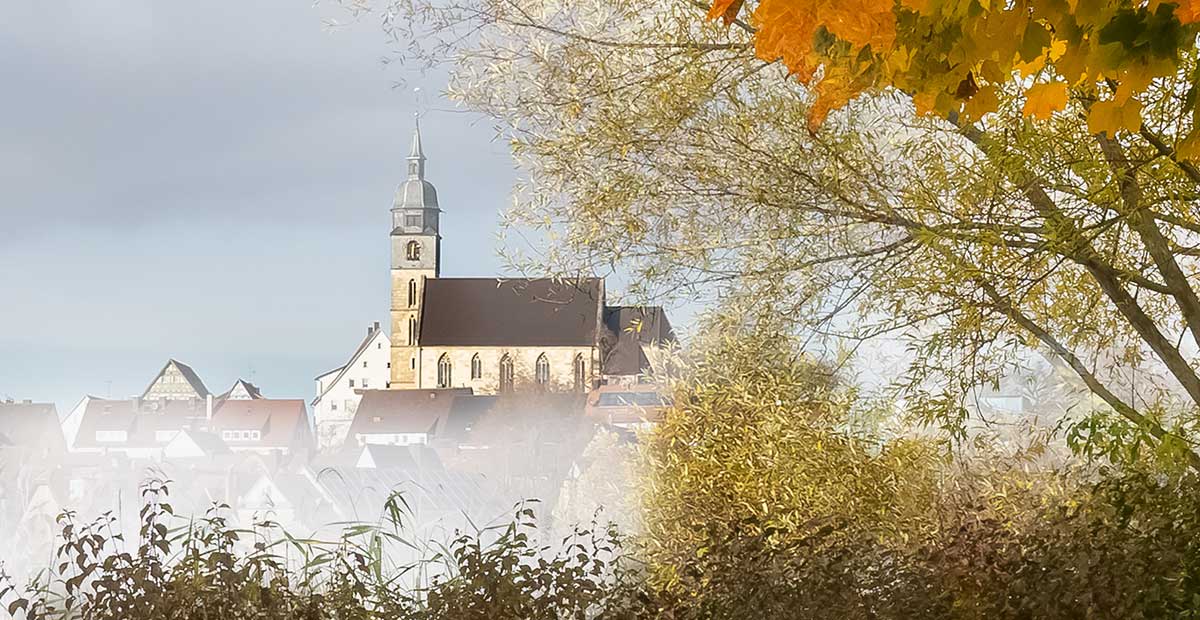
[348,389,472,437]
[209,399,309,449]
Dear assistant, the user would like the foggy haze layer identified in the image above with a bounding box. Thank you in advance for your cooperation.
[0,0,516,408]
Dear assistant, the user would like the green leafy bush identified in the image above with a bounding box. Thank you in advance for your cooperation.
[0,479,653,620]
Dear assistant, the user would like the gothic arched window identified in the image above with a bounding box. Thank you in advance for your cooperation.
[437,354,452,388]
[573,354,587,392]
[405,240,421,261]
[407,279,418,307]
[470,354,482,380]
[407,317,417,346]
[499,355,514,393]
[535,354,550,386]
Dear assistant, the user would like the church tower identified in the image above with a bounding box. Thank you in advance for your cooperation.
[389,121,440,388]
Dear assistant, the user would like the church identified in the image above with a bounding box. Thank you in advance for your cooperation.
[311,124,674,449]
[387,124,674,393]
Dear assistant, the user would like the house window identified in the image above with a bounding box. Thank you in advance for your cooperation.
[499,354,514,393]
[405,240,421,261]
[573,354,587,392]
[362,378,369,389]
[331,401,338,411]
[349,379,355,388]
[95,430,127,443]
[536,354,550,386]
[408,317,418,346]
[471,354,482,379]
[408,279,418,307]
[363,361,368,368]
[437,354,452,388]
[405,214,420,228]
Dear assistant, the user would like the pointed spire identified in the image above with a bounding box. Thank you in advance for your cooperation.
[407,114,426,180]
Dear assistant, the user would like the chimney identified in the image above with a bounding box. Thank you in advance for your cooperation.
[206,394,214,422]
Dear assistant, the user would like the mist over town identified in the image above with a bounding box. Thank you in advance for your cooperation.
[7,0,1200,617]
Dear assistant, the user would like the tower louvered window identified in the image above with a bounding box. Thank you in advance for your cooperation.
[535,354,550,386]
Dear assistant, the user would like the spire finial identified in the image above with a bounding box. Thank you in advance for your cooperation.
[407,111,425,180]
[406,88,428,180]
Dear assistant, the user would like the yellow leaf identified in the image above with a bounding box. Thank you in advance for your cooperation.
[1114,63,1154,104]
[1023,82,1069,119]
[913,91,937,117]
[1048,38,1067,62]
[899,0,930,13]
[816,0,897,50]
[1013,52,1047,75]
[1087,99,1143,136]
[963,85,999,121]
[1177,129,1200,160]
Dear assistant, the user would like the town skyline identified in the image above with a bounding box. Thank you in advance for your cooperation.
[0,1,529,410]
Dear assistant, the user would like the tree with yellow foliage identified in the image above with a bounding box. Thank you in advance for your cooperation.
[363,0,1200,470]
[709,0,1200,144]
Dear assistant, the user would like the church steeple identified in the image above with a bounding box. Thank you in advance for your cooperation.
[389,118,441,389]
[392,119,440,231]
[407,120,426,180]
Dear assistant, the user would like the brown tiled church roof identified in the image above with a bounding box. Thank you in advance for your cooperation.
[419,278,603,347]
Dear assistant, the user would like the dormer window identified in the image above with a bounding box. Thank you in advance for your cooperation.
[405,214,420,228]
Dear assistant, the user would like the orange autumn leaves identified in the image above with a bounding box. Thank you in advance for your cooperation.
[710,0,900,126]
[707,0,1200,154]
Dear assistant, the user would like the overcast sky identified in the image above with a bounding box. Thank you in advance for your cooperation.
[0,1,530,409]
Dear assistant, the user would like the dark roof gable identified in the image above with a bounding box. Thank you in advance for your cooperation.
[419,278,604,347]
[602,306,676,376]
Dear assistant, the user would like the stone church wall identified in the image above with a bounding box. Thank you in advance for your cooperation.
[418,346,594,395]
